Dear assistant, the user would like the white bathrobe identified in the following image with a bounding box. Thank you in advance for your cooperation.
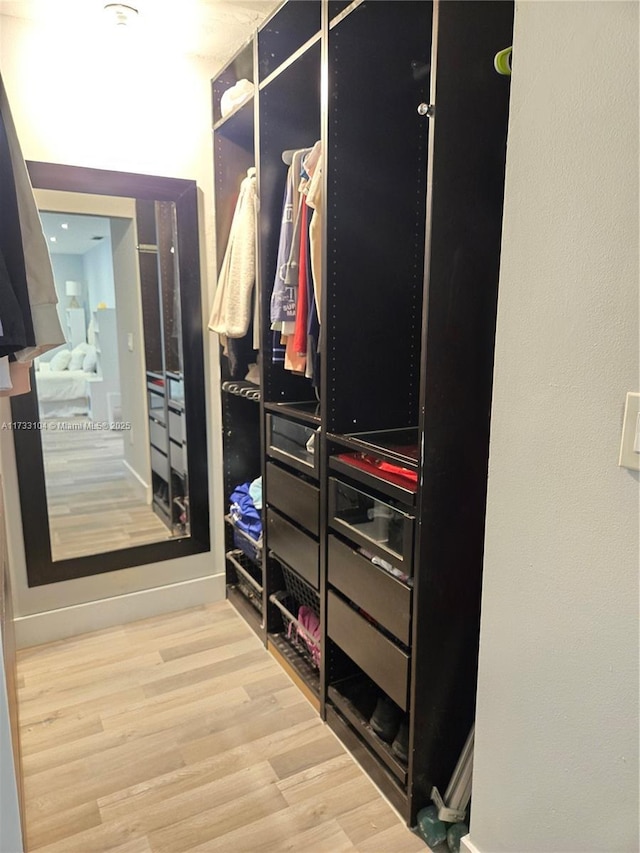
[208,167,258,343]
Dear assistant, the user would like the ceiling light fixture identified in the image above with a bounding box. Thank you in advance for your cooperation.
[61,223,69,230]
[103,3,139,28]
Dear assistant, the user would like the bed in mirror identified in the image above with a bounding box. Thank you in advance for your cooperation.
[10,162,210,586]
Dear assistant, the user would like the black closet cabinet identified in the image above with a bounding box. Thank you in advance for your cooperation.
[212,0,513,827]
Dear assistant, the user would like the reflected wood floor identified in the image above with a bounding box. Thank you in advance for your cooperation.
[17,602,427,853]
[40,419,170,561]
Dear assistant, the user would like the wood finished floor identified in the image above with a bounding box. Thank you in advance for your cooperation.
[17,601,428,853]
[40,419,171,561]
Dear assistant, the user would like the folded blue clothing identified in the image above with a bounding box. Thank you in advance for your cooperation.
[229,482,263,541]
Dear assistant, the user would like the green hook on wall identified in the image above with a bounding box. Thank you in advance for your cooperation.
[494,46,512,76]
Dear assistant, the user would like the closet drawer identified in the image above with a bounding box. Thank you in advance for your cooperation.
[151,446,168,479]
[149,418,167,451]
[328,535,411,646]
[266,415,319,477]
[327,590,409,711]
[267,508,319,590]
[147,390,165,424]
[329,477,414,573]
[266,462,319,536]
[168,409,184,444]
[170,440,186,476]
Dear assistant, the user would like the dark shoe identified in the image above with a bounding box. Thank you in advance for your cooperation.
[369,695,401,743]
[391,718,409,763]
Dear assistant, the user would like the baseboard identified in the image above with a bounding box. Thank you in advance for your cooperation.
[14,573,225,648]
[460,835,483,853]
[122,460,151,504]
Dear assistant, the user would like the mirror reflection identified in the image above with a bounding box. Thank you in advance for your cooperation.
[33,194,189,561]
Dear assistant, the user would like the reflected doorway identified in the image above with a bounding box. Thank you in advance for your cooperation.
[32,199,186,562]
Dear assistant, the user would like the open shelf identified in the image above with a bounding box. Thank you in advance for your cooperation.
[328,678,408,786]
[213,96,255,146]
[326,704,408,819]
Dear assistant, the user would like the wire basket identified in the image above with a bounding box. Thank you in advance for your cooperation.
[226,549,263,614]
[226,515,262,564]
[269,562,321,668]
[281,561,320,616]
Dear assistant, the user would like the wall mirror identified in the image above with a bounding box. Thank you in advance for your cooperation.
[10,162,210,586]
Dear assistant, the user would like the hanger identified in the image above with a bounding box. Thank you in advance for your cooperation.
[281,144,318,166]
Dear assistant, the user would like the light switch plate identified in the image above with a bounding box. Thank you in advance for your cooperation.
[618,392,640,471]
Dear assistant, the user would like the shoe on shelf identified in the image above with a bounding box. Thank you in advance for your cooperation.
[391,717,409,763]
[369,694,401,743]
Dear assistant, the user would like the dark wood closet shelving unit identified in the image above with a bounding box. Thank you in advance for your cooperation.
[212,0,513,826]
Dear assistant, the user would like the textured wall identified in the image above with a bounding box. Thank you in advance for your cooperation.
[0,11,223,624]
[467,2,639,852]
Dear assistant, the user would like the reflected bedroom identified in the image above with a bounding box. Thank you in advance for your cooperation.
[33,205,186,562]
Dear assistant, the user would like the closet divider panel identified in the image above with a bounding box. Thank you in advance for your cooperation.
[213,133,255,275]
[213,38,266,637]
[221,393,262,507]
[137,200,164,376]
[258,0,321,82]
[324,1,432,434]
[212,44,257,384]
[409,0,514,822]
[257,39,321,403]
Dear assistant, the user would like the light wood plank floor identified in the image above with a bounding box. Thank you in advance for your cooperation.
[40,419,171,561]
[17,602,428,853]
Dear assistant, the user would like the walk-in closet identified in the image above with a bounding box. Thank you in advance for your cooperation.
[214,0,513,828]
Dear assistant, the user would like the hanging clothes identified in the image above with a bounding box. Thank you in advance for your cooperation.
[0,246,27,358]
[305,142,323,316]
[0,73,65,365]
[292,202,309,357]
[270,148,308,339]
[208,167,258,339]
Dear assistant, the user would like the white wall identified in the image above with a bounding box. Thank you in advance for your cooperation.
[0,635,23,853]
[0,11,226,641]
[83,236,116,315]
[110,217,151,491]
[465,3,639,853]
[45,254,84,360]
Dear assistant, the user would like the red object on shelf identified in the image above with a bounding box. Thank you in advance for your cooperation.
[337,453,418,492]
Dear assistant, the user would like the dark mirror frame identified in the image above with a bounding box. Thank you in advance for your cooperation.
[10,161,210,586]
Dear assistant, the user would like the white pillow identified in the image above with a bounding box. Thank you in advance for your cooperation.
[82,346,97,373]
[68,348,86,371]
[49,349,72,371]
